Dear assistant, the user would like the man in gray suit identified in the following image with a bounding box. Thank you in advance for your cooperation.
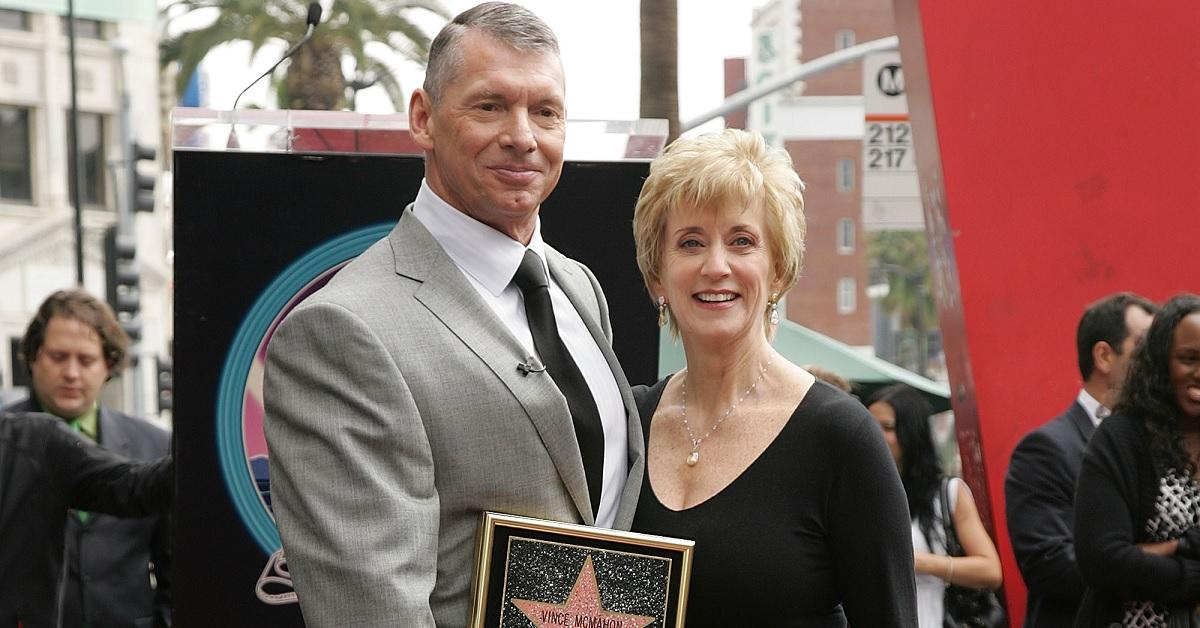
[263,3,644,627]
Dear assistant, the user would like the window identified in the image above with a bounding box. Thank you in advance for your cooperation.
[837,218,855,254]
[0,9,30,31]
[757,33,777,63]
[67,112,108,209]
[62,17,104,39]
[837,157,854,191]
[837,277,857,314]
[836,30,856,50]
[0,106,32,203]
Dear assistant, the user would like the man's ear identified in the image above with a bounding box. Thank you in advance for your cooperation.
[1092,340,1116,376]
[409,89,436,151]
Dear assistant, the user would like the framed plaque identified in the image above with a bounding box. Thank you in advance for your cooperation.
[468,512,694,628]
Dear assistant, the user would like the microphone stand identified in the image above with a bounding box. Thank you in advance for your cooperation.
[227,23,318,149]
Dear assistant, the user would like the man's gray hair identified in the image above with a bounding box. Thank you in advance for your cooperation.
[423,2,561,104]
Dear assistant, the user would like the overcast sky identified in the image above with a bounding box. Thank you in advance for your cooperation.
[195,0,759,136]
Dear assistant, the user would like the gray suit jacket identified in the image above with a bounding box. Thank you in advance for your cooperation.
[263,209,644,628]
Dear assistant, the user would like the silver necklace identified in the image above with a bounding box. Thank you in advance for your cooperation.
[680,356,774,467]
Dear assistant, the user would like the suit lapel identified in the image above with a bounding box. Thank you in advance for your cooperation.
[1066,401,1096,443]
[545,247,645,529]
[98,406,134,456]
[390,210,595,523]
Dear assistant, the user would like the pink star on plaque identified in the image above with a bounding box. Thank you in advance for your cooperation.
[511,555,656,628]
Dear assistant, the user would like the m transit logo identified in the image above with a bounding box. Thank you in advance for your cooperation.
[877,63,904,97]
[868,61,910,171]
[862,51,922,231]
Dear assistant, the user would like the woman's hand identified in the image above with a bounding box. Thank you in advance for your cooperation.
[1137,539,1179,556]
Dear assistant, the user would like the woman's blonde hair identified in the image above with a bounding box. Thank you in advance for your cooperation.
[632,129,806,332]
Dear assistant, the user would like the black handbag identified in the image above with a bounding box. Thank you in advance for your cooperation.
[939,477,1007,628]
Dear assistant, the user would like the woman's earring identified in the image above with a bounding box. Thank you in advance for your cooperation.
[657,296,668,328]
[769,293,780,327]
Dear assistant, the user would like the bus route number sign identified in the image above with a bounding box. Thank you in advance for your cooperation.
[864,121,914,172]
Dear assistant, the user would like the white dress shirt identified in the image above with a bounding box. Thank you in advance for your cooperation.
[411,180,628,528]
[1077,388,1109,428]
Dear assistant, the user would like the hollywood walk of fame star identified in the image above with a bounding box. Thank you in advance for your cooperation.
[511,555,656,628]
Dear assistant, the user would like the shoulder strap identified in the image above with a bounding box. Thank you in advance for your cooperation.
[940,476,965,557]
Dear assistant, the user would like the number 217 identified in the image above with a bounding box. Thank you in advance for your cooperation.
[867,147,907,169]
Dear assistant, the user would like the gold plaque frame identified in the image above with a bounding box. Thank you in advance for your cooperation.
[468,512,693,628]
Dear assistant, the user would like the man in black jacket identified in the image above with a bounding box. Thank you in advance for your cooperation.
[0,410,172,628]
[1005,292,1155,626]
[5,289,172,627]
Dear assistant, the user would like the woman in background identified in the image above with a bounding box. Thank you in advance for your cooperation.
[866,383,1002,627]
[1074,293,1200,627]
[629,128,916,627]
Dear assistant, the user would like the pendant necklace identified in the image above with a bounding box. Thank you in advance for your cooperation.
[680,356,774,467]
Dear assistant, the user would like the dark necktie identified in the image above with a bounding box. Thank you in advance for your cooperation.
[513,249,604,517]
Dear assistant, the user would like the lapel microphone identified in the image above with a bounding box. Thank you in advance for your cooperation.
[517,356,547,376]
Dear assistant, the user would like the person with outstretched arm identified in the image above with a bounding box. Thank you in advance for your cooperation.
[0,410,173,628]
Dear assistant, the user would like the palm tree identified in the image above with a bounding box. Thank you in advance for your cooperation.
[639,0,679,143]
[161,0,449,111]
[869,230,937,375]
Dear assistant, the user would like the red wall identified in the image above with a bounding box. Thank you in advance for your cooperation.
[893,1,1200,623]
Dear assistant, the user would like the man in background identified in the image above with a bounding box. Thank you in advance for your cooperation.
[5,289,171,627]
[1005,291,1156,626]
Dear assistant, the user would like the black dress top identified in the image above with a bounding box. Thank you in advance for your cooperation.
[631,377,917,628]
[1073,410,1200,626]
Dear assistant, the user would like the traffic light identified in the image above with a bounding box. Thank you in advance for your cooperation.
[130,142,156,213]
[155,356,173,414]
[103,225,141,342]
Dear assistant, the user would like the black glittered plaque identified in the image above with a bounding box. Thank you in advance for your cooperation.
[468,512,693,628]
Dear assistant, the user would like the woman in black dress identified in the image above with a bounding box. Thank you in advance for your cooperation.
[628,128,917,627]
[1075,293,1200,626]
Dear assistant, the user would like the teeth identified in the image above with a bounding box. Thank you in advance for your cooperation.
[697,293,736,302]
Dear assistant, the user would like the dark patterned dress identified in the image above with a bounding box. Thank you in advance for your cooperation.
[1124,471,1200,627]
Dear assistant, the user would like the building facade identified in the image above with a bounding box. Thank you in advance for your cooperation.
[741,0,900,350]
[0,1,169,417]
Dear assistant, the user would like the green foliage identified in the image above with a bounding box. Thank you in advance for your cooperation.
[869,230,937,374]
[869,230,935,329]
[161,0,449,111]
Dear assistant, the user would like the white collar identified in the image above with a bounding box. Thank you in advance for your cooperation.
[1077,388,1109,427]
[412,179,549,295]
